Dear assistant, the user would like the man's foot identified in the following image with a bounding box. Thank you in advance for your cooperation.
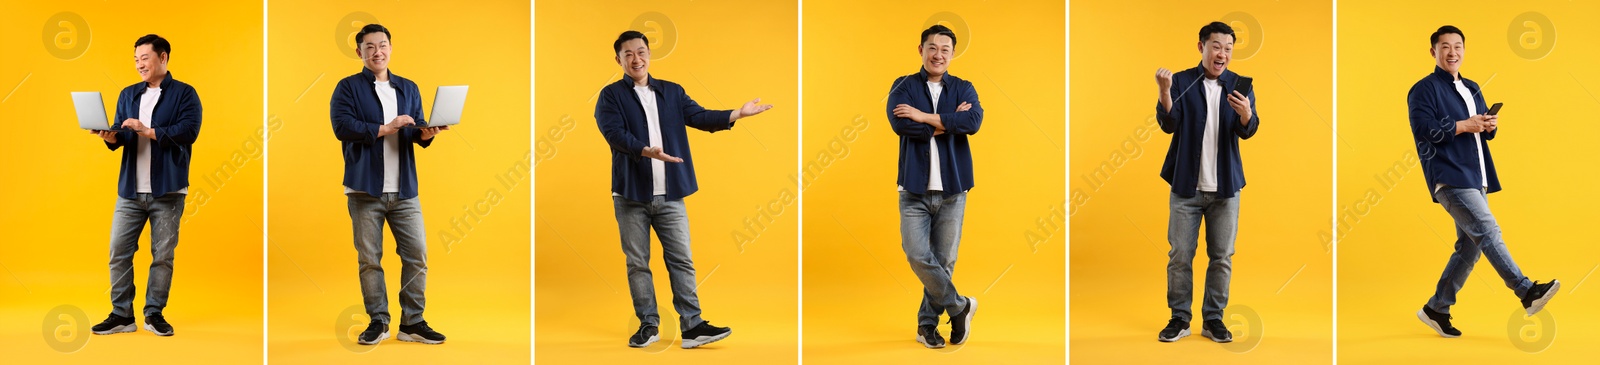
[143,312,174,336]
[1417,305,1461,338]
[1200,319,1232,343]
[916,325,946,349]
[398,321,446,344]
[627,324,659,348]
[949,296,977,345]
[1157,317,1189,342]
[357,320,389,345]
[91,313,136,335]
[681,321,731,349]
[1521,280,1561,316]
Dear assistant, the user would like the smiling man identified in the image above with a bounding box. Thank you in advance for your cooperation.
[329,23,450,346]
[887,24,983,349]
[88,34,201,338]
[1408,25,1559,339]
[596,30,772,349]
[1152,21,1259,344]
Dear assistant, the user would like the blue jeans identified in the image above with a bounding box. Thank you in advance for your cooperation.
[108,193,185,317]
[1426,187,1533,313]
[899,191,969,327]
[1166,191,1238,322]
[347,193,429,326]
[614,196,703,330]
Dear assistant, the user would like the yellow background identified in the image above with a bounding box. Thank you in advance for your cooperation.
[0,0,264,362]
[265,0,530,363]
[533,0,799,363]
[1337,1,1600,362]
[801,1,1065,363]
[1070,1,1333,363]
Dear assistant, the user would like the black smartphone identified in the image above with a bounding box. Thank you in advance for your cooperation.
[1231,76,1253,97]
[1487,102,1502,116]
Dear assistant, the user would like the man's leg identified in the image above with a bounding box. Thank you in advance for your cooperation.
[902,192,963,326]
[1435,188,1533,297]
[1200,193,1239,321]
[388,195,429,326]
[107,195,149,318]
[1165,192,1205,322]
[614,196,659,327]
[1425,225,1481,313]
[652,197,704,330]
[348,193,391,324]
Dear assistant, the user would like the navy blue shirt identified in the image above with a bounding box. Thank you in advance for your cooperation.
[330,67,434,199]
[1408,66,1499,201]
[106,72,202,199]
[1155,64,1260,198]
[595,74,734,202]
[887,68,983,194]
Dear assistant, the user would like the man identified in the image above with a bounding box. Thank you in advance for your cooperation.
[330,23,450,345]
[89,34,201,337]
[887,24,983,349]
[1152,21,1259,344]
[1409,25,1559,338]
[596,30,770,349]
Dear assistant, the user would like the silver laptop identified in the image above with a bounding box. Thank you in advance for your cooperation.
[72,92,123,131]
[405,85,468,128]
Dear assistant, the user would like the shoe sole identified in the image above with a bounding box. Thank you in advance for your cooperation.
[357,332,390,345]
[950,296,977,345]
[1525,280,1560,316]
[92,324,136,335]
[1157,329,1189,342]
[1201,329,1233,343]
[916,335,946,349]
[143,323,173,336]
[1416,309,1460,338]
[628,334,660,348]
[681,330,731,349]
[398,332,445,344]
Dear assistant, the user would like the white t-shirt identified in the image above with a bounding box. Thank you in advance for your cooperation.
[635,85,667,196]
[1198,78,1222,192]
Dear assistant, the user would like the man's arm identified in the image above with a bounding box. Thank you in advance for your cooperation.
[330,80,381,144]
[155,88,202,146]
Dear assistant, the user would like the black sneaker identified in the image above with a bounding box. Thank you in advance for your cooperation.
[680,321,731,349]
[357,320,389,345]
[91,313,136,335]
[1157,317,1188,342]
[1417,305,1461,338]
[143,312,174,336]
[627,324,660,348]
[1521,280,1560,316]
[398,321,446,344]
[949,296,977,345]
[916,325,946,349]
[1201,319,1232,343]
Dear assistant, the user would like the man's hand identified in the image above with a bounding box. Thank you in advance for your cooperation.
[1227,90,1252,125]
[420,125,449,140]
[1156,68,1174,112]
[1456,114,1495,134]
[730,98,774,122]
[91,130,117,144]
[379,115,415,137]
[642,146,683,163]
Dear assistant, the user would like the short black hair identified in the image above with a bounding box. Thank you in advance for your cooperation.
[1198,21,1235,43]
[134,34,170,58]
[614,30,648,54]
[355,24,391,46]
[1430,25,1465,47]
[920,24,957,47]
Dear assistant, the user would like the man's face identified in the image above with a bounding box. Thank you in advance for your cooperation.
[358,32,391,73]
[616,38,650,82]
[1197,33,1233,79]
[1432,33,1464,76]
[920,34,953,77]
[134,44,167,84]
